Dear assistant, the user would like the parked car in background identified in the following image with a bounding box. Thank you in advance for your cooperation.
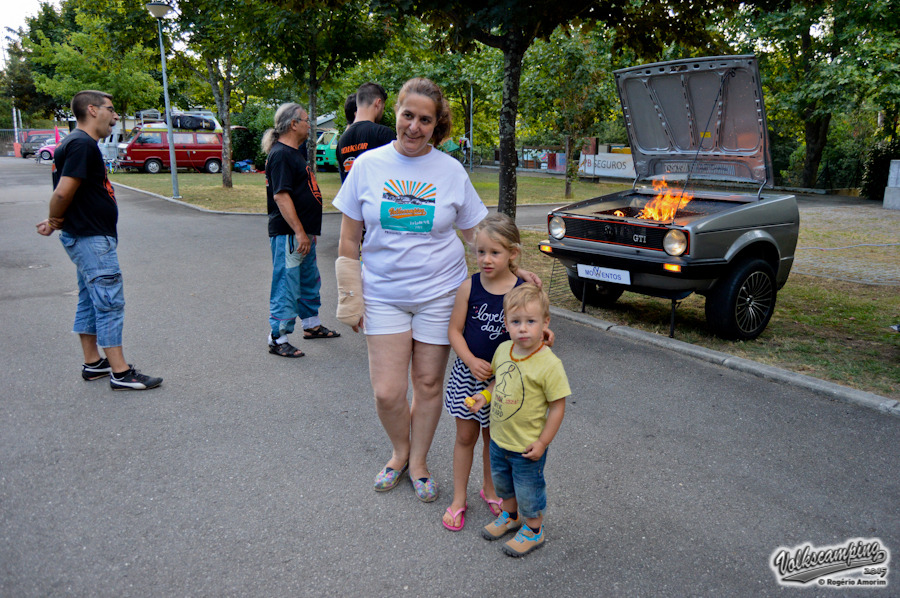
[315,130,339,171]
[98,131,124,162]
[22,134,56,159]
[117,119,224,174]
[36,141,58,161]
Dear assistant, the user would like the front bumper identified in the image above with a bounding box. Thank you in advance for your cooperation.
[540,238,728,294]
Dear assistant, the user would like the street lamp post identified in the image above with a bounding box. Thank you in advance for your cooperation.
[146,1,180,199]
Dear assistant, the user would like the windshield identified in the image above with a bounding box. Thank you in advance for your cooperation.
[123,128,143,144]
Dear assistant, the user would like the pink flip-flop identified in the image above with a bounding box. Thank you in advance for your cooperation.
[442,503,467,532]
[480,489,503,517]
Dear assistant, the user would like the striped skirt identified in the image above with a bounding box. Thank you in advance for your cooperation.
[444,357,492,427]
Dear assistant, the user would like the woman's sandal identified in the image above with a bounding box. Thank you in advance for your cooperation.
[442,503,467,532]
[411,473,438,502]
[374,462,408,492]
[268,340,304,358]
[480,488,503,517]
[303,325,341,340]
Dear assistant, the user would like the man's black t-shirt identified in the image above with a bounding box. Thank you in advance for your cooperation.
[266,141,323,237]
[336,121,395,182]
[53,129,118,238]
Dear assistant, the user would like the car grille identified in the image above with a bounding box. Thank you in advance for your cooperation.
[561,216,668,251]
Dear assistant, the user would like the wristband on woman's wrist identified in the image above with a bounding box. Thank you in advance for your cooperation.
[480,389,492,404]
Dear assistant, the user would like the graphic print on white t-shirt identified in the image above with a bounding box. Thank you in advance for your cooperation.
[381,179,436,233]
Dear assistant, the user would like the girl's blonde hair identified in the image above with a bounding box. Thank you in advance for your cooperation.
[474,212,521,274]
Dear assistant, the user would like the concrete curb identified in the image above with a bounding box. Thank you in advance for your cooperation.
[112,182,262,216]
[112,181,563,216]
[552,306,900,419]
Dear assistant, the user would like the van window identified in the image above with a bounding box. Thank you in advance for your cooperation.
[136,132,163,145]
[173,133,193,144]
[196,133,219,145]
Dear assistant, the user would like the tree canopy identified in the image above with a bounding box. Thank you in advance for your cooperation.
[2,0,897,197]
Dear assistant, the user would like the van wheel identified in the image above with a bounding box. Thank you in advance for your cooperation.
[705,258,777,340]
[567,273,624,307]
[144,159,163,174]
[205,159,221,174]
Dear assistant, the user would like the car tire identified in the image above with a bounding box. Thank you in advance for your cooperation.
[39,150,52,161]
[205,159,221,174]
[705,258,777,340]
[567,273,625,307]
[144,159,163,174]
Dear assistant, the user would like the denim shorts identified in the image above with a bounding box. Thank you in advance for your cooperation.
[489,439,548,519]
[59,232,125,348]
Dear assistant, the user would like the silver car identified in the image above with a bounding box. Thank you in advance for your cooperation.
[540,55,799,340]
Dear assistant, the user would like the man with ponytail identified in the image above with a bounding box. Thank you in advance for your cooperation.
[263,102,340,358]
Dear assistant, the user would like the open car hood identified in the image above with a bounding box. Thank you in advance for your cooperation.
[614,55,773,190]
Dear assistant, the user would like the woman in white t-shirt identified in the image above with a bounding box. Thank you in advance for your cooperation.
[333,78,488,502]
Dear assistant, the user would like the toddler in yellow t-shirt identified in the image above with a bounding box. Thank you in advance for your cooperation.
[467,283,570,557]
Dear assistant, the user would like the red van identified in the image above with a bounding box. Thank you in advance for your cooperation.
[117,122,224,173]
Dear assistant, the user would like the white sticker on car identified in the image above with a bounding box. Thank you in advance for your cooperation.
[577,264,631,285]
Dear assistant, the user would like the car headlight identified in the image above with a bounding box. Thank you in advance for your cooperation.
[663,229,687,256]
[549,215,566,240]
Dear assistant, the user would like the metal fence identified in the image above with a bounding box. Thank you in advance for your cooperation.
[0,129,20,157]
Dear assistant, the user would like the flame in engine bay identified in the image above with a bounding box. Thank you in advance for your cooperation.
[637,180,694,221]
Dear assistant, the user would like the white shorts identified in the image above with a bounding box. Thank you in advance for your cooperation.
[364,291,456,345]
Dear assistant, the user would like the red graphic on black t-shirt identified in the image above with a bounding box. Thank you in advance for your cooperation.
[103,173,117,204]
[307,166,322,205]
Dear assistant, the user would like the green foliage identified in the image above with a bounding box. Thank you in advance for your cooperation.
[230,127,256,162]
[860,138,900,201]
[331,19,499,147]
[0,37,61,120]
[26,14,161,117]
[724,0,900,188]
[232,101,275,165]
[817,110,875,189]
[248,0,396,167]
[518,26,622,145]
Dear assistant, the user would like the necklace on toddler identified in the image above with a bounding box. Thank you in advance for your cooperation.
[509,342,544,362]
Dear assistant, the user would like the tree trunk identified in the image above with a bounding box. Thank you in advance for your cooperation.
[206,57,233,188]
[497,34,527,219]
[307,41,318,173]
[221,64,234,188]
[801,110,831,188]
[564,136,573,199]
[220,99,233,188]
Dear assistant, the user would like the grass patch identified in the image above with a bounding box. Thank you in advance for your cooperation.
[113,168,900,400]
[514,230,900,399]
[110,168,628,213]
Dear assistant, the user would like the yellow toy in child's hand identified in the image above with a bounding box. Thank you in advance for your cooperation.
[465,396,476,408]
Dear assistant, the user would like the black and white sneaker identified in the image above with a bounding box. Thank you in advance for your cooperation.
[110,366,163,391]
[82,357,112,381]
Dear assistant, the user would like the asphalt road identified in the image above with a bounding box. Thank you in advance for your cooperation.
[2,157,898,597]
